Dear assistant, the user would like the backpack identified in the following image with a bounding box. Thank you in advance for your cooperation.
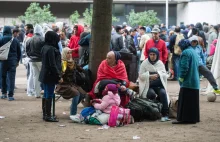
[174,33,185,55]
[80,107,96,124]
[126,98,162,121]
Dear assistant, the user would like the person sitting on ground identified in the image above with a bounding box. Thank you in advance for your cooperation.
[139,48,170,122]
[86,51,135,107]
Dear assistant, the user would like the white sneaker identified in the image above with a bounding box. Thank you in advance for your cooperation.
[70,114,81,123]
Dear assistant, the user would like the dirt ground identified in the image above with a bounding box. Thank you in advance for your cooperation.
[0,66,220,142]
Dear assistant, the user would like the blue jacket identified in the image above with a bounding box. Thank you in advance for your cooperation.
[191,45,205,66]
[0,26,21,63]
[179,47,200,89]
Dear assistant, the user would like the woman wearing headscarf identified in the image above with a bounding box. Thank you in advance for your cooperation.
[172,39,200,124]
[39,31,62,122]
[55,47,85,120]
[139,48,170,122]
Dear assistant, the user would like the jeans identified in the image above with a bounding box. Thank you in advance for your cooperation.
[172,54,180,80]
[0,62,9,89]
[147,87,169,116]
[43,83,55,99]
[31,62,42,97]
[70,94,80,115]
[1,60,17,97]
[199,65,218,89]
[137,50,141,72]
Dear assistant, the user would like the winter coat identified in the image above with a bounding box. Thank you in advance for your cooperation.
[144,39,168,64]
[179,47,200,90]
[39,45,62,84]
[127,35,137,55]
[93,91,121,113]
[68,25,84,58]
[0,26,21,63]
[208,29,218,54]
[111,32,123,51]
[139,34,150,61]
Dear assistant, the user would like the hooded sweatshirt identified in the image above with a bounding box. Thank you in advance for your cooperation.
[68,25,84,58]
[26,24,44,62]
[0,26,21,63]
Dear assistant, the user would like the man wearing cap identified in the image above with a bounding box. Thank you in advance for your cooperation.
[144,28,168,64]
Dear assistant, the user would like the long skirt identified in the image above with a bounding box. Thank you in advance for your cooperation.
[177,87,200,123]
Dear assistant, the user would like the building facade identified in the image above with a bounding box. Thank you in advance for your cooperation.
[0,0,219,26]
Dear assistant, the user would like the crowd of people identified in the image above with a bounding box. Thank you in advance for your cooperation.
[0,21,220,125]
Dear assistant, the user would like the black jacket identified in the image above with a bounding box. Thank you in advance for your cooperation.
[26,34,44,62]
[0,26,21,63]
[111,33,123,51]
[39,45,62,84]
[127,35,137,55]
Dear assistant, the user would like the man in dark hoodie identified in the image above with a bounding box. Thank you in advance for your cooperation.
[195,22,207,48]
[0,26,21,101]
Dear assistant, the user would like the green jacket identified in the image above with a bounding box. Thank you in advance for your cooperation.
[179,47,200,89]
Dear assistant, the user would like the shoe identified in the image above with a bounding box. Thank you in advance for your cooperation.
[1,94,7,99]
[213,89,220,94]
[161,116,171,122]
[8,97,15,101]
[35,95,41,98]
[45,98,59,122]
[70,114,81,123]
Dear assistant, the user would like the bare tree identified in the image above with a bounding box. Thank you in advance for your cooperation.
[89,0,113,80]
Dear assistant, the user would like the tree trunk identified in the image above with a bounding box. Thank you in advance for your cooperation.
[89,0,113,80]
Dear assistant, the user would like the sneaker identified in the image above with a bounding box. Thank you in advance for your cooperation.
[70,114,81,123]
[0,94,7,99]
[161,116,171,122]
[8,97,15,101]
[213,89,220,94]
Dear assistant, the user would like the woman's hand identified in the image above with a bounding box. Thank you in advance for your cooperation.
[59,78,63,83]
[150,74,159,80]
[120,85,127,91]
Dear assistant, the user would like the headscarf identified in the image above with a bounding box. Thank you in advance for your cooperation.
[62,47,73,62]
[148,48,159,65]
[113,51,121,64]
[45,31,60,50]
[34,24,43,36]
[178,39,191,51]
[189,35,199,47]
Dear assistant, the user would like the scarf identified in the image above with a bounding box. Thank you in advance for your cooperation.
[61,47,75,73]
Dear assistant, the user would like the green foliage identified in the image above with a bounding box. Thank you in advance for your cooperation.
[126,9,160,27]
[70,11,80,24]
[11,20,16,26]
[83,8,120,26]
[18,2,56,25]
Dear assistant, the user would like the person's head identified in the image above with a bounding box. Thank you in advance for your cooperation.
[130,28,137,36]
[161,29,167,35]
[12,28,20,37]
[60,31,66,40]
[122,29,129,36]
[214,25,219,33]
[62,47,73,61]
[45,31,60,50]
[174,26,181,33]
[192,28,199,36]
[195,22,203,31]
[178,39,191,51]
[151,28,160,40]
[189,24,194,29]
[115,25,122,34]
[169,30,174,37]
[106,51,121,67]
[139,27,146,35]
[189,35,199,47]
[148,48,159,65]
[34,24,43,36]
[25,24,33,33]
[146,27,151,33]
[161,23,165,28]
[203,25,209,33]
[73,25,84,36]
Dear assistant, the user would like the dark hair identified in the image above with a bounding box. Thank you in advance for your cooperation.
[140,26,146,32]
[123,29,129,35]
[192,28,198,35]
[13,28,19,34]
[214,25,219,38]
[25,24,33,30]
[115,26,122,33]
[122,25,126,29]
[175,26,181,33]
[53,27,59,33]
[29,29,34,34]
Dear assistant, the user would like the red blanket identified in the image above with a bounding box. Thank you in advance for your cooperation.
[89,60,130,99]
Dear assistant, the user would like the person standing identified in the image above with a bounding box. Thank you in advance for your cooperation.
[26,24,44,98]
[144,28,168,64]
[172,39,200,124]
[111,26,123,51]
[39,31,62,122]
[139,27,150,63]
[0,26,21,101]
